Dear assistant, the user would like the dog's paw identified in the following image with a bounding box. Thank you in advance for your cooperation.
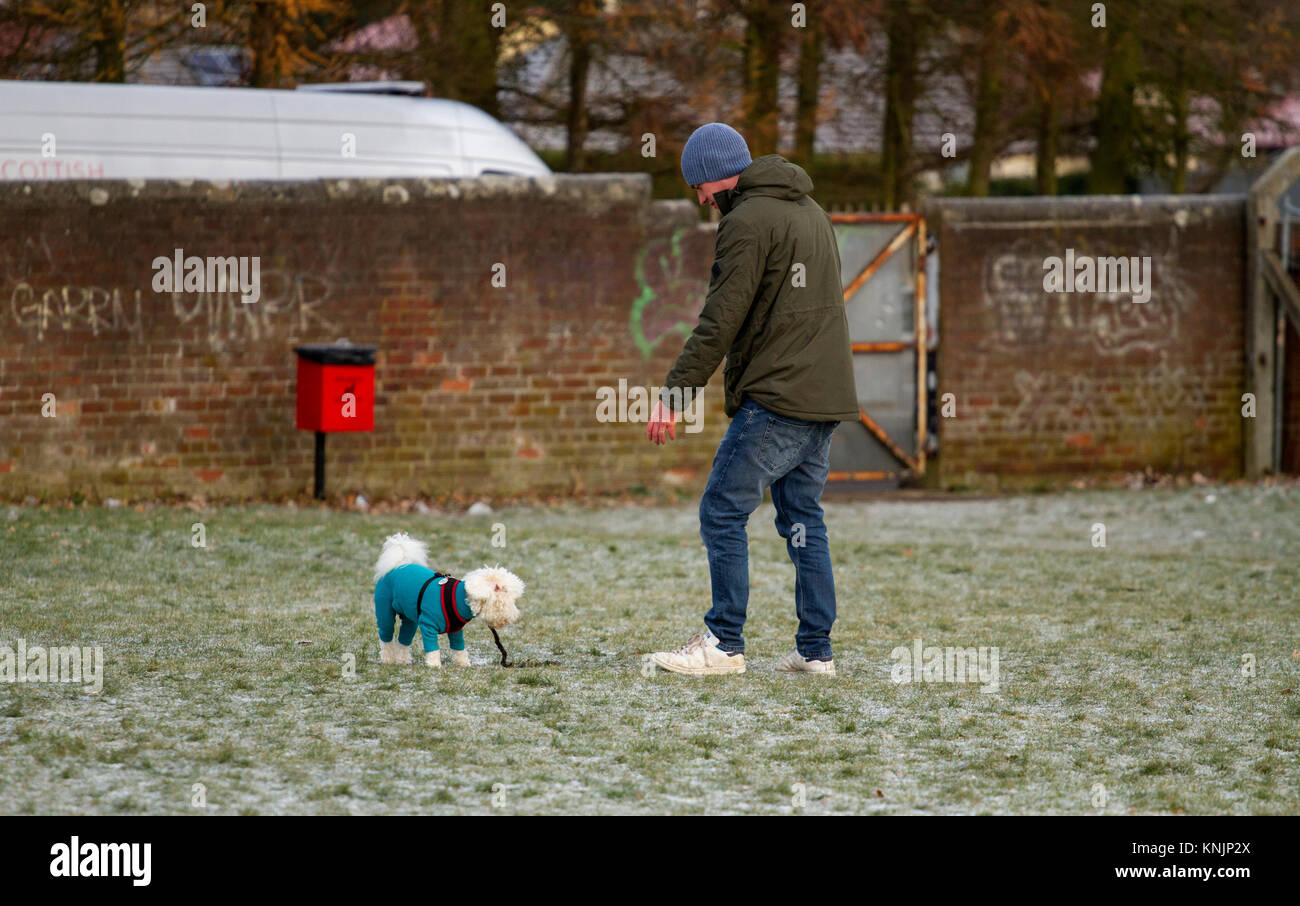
[425,651,442,668]
[450,649,470,667]
[381,641,412,664]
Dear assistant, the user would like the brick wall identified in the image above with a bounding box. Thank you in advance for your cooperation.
[0,177,724,501]
[928,196,1247,488]
[0,182,1265,501]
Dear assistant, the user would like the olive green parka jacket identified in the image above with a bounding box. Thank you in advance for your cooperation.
[661,154,859,422]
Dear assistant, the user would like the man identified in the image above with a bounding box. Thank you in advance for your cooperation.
[646,122,858,677]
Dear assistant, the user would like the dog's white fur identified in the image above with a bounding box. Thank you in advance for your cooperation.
[373,532,524,668]
[380,640,411,664]
[374,532,430,583]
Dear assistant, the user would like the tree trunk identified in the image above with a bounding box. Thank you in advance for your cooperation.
[1170,88,1189,194]
[1169,46,1189,194]
[795,15,822,163]
[428,0,502,116]
[565,24,591,172]
[881,0,920,209]
[966,31,1004,197]
[742,0,783,156]
[1035,87,1059,195]
[94,0,127,83]
[1089,27,1139,194]
[248,1,281,88]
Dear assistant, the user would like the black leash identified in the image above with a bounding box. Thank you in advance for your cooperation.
[489,626,511,667]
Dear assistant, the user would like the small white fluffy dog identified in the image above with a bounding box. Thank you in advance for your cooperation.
[372,532,524,667]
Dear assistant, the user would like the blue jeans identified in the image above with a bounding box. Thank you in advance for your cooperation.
[700,398,840,660]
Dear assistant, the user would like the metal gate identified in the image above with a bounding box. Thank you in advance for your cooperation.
[828,213,928,487]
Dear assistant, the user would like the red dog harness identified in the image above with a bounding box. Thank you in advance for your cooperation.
[415,573,469,636]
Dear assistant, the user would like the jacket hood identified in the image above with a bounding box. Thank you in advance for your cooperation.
[716,154,813,214]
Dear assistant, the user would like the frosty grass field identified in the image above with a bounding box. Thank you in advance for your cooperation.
[1,485,1297,815]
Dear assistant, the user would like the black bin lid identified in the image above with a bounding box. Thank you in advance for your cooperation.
[294,343,378,366]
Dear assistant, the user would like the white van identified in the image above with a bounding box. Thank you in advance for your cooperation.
[0,79,551,180]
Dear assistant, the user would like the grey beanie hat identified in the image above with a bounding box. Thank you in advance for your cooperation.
[680,123,752,186]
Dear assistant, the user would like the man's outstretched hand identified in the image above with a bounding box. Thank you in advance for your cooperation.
[646,400,680,445]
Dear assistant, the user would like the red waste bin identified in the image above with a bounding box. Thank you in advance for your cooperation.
[295,343,377,432]
[294,343,377,498]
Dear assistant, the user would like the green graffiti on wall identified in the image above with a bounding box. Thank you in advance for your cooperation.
[631,226,707,358]
[630,223,854,358]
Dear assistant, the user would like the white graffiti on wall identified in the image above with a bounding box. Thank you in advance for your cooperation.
[168,270,336,344]
[9,282,143,339]
[1008,352,1225,446]
[982,237,1192,357]
[2,233,338,345]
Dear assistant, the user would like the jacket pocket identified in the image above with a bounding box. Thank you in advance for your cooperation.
[723,357,744,404]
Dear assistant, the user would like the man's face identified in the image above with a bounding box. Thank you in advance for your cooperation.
[692,174,740,209]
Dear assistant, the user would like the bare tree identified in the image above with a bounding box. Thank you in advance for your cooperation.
[0,0,195,81]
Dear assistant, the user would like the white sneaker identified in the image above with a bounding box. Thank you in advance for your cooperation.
[650,629,745,676]
[775,651,836,675]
